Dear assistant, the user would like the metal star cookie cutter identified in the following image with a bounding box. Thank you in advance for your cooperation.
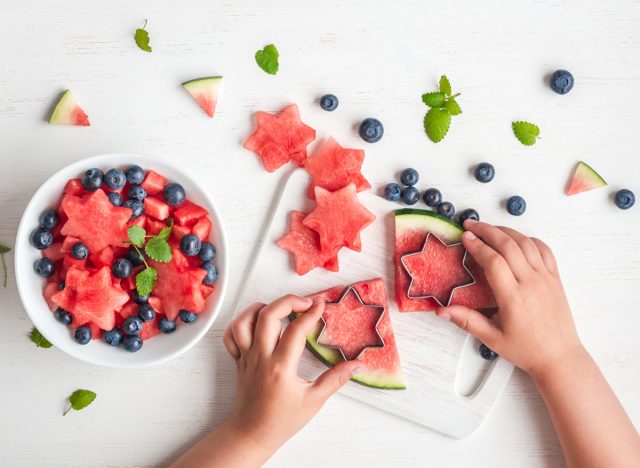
[400,232,476,307]
[316,285,386,361]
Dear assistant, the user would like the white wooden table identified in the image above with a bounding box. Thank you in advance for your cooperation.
[1,1,639,466]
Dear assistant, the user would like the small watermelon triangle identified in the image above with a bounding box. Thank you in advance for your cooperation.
[566,161,607,196]
[48,90,90,126]
[182,76,223,118]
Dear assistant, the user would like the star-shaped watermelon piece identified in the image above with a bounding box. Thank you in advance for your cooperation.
[52,265,129,331]
[276,210,339,275]
[400,233,475,306]
[60,189,131,253]
[305,137,371,200]
[243,104,316,172]
[303,184,375,253]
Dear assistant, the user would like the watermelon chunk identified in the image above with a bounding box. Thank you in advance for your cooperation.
[243,104,316,172]
[141,170,168,196]
[48,90,90,126]
[63,179,85,196]
[192,217,212,241]
[566,161,607,196]
[43,281,60,311]
[171,224,192,241]
[182,76,223,118]
[42,242,65,262]
[174,201,208,225]
[293,278,405,389]
[144,197,170,220]
[146,218,167,236]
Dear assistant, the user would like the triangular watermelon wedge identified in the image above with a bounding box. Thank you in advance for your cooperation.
[182,76,223,118]
[48,90,90,126]
[566,161,607,196]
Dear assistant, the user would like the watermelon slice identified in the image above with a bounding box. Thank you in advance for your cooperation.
[566,161,607,196]
[243,104,316,172]
[48,90,90,126]
[141,170,168,196]
[182,76,223,118]
[174,201,208,225]
[144,197,170,220]
[293,278,405,389]
[305,137,371,200]
[394,209,496,312]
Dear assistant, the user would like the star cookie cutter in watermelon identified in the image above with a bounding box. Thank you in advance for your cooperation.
[400,232,476,307]
[316,285,386,361]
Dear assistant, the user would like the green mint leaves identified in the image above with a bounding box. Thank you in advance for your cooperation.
[422,75,461,143]
[136,267,158,297]
[255,44,279,75]
[512,121,540,146]
[134,19,152,53]
[128,225,146,247]
[126,224,172,296]
[30,327,52,349]
[0,243,10,288]
[145,237,171,262]
[64,389,97,416]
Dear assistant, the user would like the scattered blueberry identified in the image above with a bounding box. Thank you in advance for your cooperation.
[550,69,574,95]
[458,208,480,225]
[107,192,122,207]
[122,199,144,219]
[383,183,402,202]
[137,303,156,322]
[54,307,72,326]
[131,289,149,304]
[180,234,201,256]
[401,186,420,205]
[30,227,53,250]
[34,258,55,278]
[159,317,177,334]
[123,335,143,352]
[400,168,419,186]
[201,262,218,285]
[438,202,455,219]
[128,185,147,201]
[422,188,442,207]
[81,168,104,192]
[112,258,133,279]
[358,118,384,143]
[475,163,495,183]
[179,310,197,324]
[479,343,498,361]
[71,242,89,260]
[125,165,145,185]
[506,196,527,216]
[122,316,144,336]
[103,327,123,346]
[39,209,59,229]
[320,94,339,111]
[74,326,92,345]
[614,189,635,210]
[104,168,126,190]
[126,247,146,267]
[163,183,186,207]
[199,242,217,262]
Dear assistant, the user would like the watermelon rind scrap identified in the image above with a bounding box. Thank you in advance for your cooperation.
[182,76,223,117]
[48,90,90,126]
[566,161,607,196]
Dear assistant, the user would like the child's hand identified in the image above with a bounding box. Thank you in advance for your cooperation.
[437,220,584,377]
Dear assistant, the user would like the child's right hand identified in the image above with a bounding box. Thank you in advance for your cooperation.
[437,219,585,378]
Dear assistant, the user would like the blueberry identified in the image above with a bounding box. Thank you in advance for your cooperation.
[71,242,89,260]
[128,185,147,201]
[39,209,59,229]
[34,258,55,278]
[122,316,143,336]
[103,327,123,346]
[131,289,149,304]
[30,227,53,250]
[475,163,495,183]
[438,202,455,218]
[180,234,201,256]
[112,258,133,279]
[506,196,526,216]
[179,309,197,324]
[107,192,122,207]
[159,317,177,334]
[125,165,145,185]
[74,326,92,345]
[104,168,126,190]
[383,183,402,202]
[81,168,104,192]
[458,208,480,225]
[401,186,420,205]
[320,94,339,111]
[199,242,217,262]
[479,343,498,361]
[123,335,143,352]
[122,199,144,219]
[201,262,218,285]
[137,303,156,322]
[614,189,635,210]
[58,280,65,290]
[54,307,72,326]
[126,247,146,267]
[358,118,384,143]
[400,168,419,186]
[550,69,574,95]
[162,183,186,207]
[423,188,442,207]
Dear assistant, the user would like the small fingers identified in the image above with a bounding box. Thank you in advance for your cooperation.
[309,360,361,404]
[275,298,325,368]
[223,325,241,360]
[497,226,545,271]
[436,305,502,347]
[230,302,265,354]
[531,238,558,274]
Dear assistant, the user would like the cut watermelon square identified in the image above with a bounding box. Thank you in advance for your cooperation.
[192,217,212,241]
[174,201,208,226]
[144,197,170,220]
[141,170,168,196]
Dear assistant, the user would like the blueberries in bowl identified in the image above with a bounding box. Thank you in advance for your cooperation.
[81,168,104,192]
[199,242,217,262]
[159,317,177,334]
[112,258,133,279]
[30,227,53,250]
[123,335,143,352]
[39,209,59,229]
[123,199,144,219]
[128,185,147,201]
[74,326,92,345]
[201,262,218,285]
[34,258,55,278]
[179,310,197,324]
[104,168,126,191]
[107,192,122,207]
[71,242,89,260]
[180,234,201,256]
[163,183,186,207]
[125,165,145,185]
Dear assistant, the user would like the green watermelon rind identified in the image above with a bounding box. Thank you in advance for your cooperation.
[395,208,463,243]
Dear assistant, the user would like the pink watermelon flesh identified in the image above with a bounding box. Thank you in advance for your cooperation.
[566,161,607,195]
[182,77,222,118]
[141,171,168,196]
[144,196,170,220]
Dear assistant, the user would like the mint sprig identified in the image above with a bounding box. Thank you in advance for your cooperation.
[422,74,462,143]
[30,327,52,349]
[255,44,279,75]
[512,121,540,146]
[125,224,172,296]
[0,243,10,288]
[134,19,152,53]
[64,389,96,416]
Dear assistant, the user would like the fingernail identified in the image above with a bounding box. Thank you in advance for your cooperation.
[464,219,478,226]
[351,365,363,376]
[463,230,477,241]
[437,312,451,321]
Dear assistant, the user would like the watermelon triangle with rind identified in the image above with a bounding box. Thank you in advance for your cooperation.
[48,90,90,126]
[566,161,607,196]
[182,76,223,118]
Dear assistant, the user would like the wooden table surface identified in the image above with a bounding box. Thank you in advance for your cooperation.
[1,1,639,466]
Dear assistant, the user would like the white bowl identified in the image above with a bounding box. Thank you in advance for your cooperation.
[15,153,229,368]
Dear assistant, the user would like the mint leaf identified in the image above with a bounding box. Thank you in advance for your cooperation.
[157,225,172,241]
[64,389,96,415]
[0,244,10,254]
[136,267,158,297]
[444,97,462,116]
[422,92,445,108]
[30,327,52,349]
[255,44,279,75]
[439,75,452,96]
[134,20,152,53]
[512,121,540,146]
[0,244,9,288]
[424,108,451,143]
[128,226,146,248]
[145,237,171,262]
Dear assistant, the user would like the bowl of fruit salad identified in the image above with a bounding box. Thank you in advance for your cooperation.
[15,153,228,368]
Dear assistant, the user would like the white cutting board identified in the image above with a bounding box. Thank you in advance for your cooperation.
[234,169,514,439]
